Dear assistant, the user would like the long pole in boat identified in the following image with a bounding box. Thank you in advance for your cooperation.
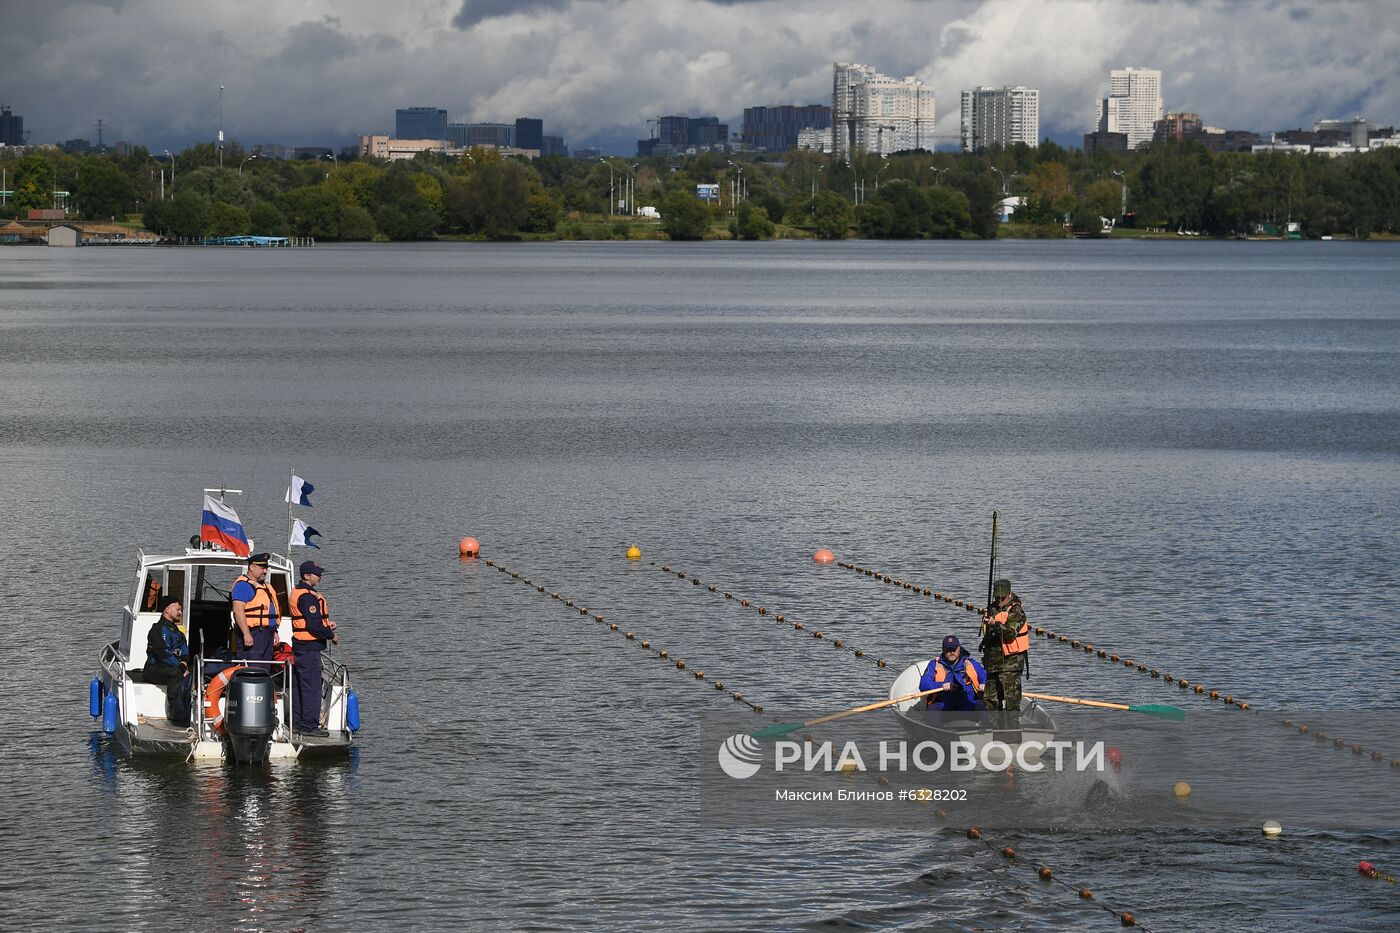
[985,510,998,610]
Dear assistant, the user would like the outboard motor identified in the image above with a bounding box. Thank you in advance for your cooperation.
[223,668,277,764]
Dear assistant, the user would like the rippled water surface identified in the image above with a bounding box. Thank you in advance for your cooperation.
[1,240,1398,931]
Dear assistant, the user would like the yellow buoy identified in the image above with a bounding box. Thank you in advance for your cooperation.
[626,545,641,560]
[1174,781,1192,798]
[1262,820,1283,836]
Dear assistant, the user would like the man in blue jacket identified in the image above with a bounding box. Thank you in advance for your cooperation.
[144,595,193,726]
[289,561,338,737]
[919,635,987,712]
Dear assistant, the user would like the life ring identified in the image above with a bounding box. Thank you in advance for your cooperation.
[203,665,246,735]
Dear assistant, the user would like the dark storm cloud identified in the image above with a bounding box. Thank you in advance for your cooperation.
[453,0,576,28]
[3,0,1397,152]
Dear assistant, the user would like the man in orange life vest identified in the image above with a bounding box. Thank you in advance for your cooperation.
[231,552,280,663]
[980,578,1029,715]
[290,560,338,737]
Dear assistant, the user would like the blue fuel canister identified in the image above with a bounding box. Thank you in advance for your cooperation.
[102,692,119,734]
[346,689,360,732]
[90,677,102,718]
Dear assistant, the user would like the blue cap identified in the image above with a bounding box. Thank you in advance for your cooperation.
[299,560,325,577]
[942,635,960,652]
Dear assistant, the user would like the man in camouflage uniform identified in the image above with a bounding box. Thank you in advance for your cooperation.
[980,578,1029,718]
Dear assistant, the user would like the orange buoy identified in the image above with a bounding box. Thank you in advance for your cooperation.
[813,548,836,564]
[458,536,480,557]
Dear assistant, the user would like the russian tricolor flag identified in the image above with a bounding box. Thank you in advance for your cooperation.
[286,475,314,507]
[201,495,250,557]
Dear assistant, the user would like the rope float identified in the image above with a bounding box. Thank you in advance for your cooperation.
[836,560,1400,769]
[649,561,892,671]
[483,558,763,713]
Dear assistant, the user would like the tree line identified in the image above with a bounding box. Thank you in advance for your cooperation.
[3,137,1398,241]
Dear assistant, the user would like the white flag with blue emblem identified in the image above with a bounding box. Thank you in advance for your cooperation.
[286,475,314,507]
[290,518,320,549]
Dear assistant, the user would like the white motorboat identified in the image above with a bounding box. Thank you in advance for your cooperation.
[92,518,357,762]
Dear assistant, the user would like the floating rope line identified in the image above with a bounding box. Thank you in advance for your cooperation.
[837,560,1400,768]
[649,561,891,671]
[961,826,1143,928]
[814,743,1150,928]
[483,558,763,713]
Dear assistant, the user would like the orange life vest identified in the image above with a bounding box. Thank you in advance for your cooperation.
[233,574,279,628]
[992,607,1030,656]
[934,655,984,693]
[289,585,331,642]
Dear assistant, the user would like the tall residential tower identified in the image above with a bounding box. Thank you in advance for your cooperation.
[1094,68,1162,150]
[832,63,935,157]
[960,86,1040,152]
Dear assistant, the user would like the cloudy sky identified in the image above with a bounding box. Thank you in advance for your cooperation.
[4,0,1398,153]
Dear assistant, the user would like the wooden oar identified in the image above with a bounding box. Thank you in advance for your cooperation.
[1024,691,1186,721]
[750,686,951,740]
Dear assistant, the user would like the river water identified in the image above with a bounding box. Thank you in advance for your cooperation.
[1,240,1397,930]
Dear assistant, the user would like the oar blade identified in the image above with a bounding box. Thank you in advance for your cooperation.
[750,721,804,740]
[1129,704,1186,722]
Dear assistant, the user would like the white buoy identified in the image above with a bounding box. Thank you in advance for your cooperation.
[1262,820,1283,837]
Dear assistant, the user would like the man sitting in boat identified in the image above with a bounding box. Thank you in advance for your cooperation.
[143,596,193,727]
[919,635,987,712]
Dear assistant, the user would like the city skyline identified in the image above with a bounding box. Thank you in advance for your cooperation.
[6,0,1399,154]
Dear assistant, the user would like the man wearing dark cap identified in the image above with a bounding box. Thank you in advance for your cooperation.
[144,595,194,726]
[980,578,1030,717]
[231,552,280,663]
[289,560,338,737]
[920,634,988,712]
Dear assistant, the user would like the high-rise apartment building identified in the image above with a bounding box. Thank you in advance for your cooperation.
[446,123,469,148]
[742,105,832,151]
[1094,68,1162,150]
[1153,112,1203,143]
[467,123,514,148]
[514,118,544,152]
[0,106,24,146]
[648,115,729,155]
[540,135,567,157]
[960,86,1039,152]
[396,107,447,142]
[832,63,934,157]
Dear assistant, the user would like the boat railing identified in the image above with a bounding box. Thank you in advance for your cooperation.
[193,655,295,742]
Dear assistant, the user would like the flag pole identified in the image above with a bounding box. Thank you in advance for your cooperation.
[286,466,294,555]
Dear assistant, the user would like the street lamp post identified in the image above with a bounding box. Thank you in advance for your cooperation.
[875,157,891,192]
[218,85,225,169]
[164,149,175,198]
[932,166,948,185]
[989,166,1007,196]
[239,154,258,175]
[811,164,824,202]
[1112,170,1127,217]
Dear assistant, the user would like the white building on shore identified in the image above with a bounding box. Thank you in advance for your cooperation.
[960,86,1040,152]
[832,63,935,157]
[1094,67,1163,150]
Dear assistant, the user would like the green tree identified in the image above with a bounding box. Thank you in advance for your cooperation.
[10,153,54,213]
[1082,179,1123,222]
[208,201,250,237]
[168,189,212,238]
[855,201,894,238]
[525,189,559,233]
[873,180,926,237]
[248,200,288,236]
[810,190,854,239]
[277,186,346,239]
[660,190,710,240]
[373,168,439,240]
[76,158,135,219]
[925,186,972,238]
[733,202,775,239]
[337,204,376,241]
[446,159,533,237]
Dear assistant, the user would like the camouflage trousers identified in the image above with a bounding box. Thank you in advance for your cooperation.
[982,662,1023,713]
